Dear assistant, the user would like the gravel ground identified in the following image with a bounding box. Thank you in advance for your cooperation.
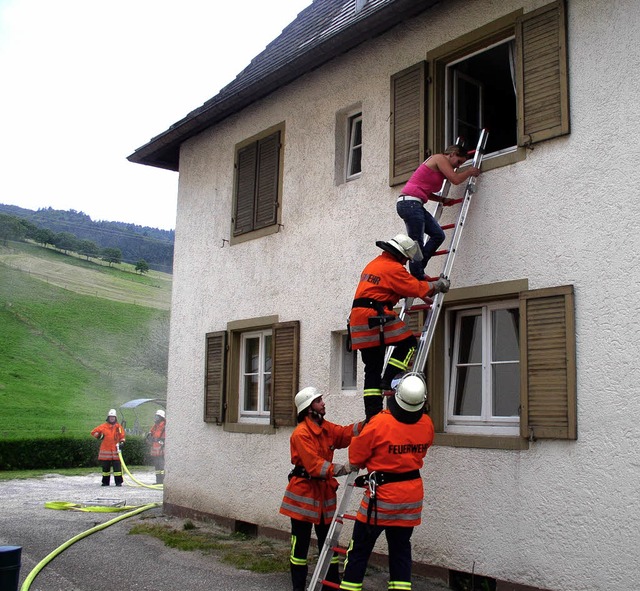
[0,473,449,591]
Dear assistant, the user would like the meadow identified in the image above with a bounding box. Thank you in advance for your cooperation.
[0,241,171,440]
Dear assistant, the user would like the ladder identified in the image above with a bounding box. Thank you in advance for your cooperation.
[307,130,489,591]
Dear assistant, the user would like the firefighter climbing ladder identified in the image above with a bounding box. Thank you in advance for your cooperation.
[307,129,489,591]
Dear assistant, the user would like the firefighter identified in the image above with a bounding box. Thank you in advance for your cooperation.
[91,408,126,487]
[146,409,166,484]
[280,387,363,591]
[339,373,434,591]
[348,234,450,418]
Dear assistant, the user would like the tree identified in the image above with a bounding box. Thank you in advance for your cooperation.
[34,228,56,247]
[52,231,78,253]
[101,247,122,266]
[0,214,25,245]
[135,259,150,274]
[77,239,100,261]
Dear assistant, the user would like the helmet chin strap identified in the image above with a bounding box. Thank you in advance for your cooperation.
[309,408,324,424]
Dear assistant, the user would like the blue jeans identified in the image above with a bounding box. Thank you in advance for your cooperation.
[396,199,445,279]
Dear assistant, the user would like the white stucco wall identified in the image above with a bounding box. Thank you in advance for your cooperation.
[162,1,640,589]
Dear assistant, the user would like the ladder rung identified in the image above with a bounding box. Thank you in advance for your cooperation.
[440,223,455,230]
[342,513,357,521]
[409,304,431,312]
[447,198,464,205]
[434,249,449,256]
[331,546,347,555]
[320,580,341,589]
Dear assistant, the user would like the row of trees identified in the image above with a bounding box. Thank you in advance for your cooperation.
[0,213,149,273]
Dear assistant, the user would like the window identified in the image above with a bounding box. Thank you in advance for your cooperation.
[346,113,362,180]
[427,281,577,449]
[204,318,300,433]
[341,334,357,390]
[232,123,284,242]
[445,301,520,436]
[239,329,272,423]
[389,0,569,182]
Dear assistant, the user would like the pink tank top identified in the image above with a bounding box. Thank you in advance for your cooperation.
[401,159,446,202]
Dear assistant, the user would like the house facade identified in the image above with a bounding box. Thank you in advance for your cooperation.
[129,1,640,590]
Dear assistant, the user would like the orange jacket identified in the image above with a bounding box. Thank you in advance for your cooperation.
[349,409,434,527]
[91,421,126,461]
[280,417,363,524]
[349,252,432,350]
[148,420,166,457]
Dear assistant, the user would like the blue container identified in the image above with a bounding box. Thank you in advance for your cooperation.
[0,546,21,591]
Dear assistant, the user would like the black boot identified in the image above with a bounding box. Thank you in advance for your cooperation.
[364,395,383,419]
[291,563,308,591]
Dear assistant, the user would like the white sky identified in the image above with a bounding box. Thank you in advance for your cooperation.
[0,0,312,230]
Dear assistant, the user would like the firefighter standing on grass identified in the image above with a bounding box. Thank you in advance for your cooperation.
[280,387,363,591]
[348,234,450,419]
[91,408,126,487]
[146,409,166,484]
[340,374,434,591]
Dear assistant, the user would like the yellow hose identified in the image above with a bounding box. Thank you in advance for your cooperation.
[21,502,160,591]
[118,448,163,490]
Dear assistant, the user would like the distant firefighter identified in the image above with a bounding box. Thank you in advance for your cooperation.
[91,408,126,486]
[146,409,166,484]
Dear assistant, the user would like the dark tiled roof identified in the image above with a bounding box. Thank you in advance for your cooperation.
[128,0,438,171]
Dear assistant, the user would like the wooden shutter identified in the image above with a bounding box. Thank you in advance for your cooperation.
[516,0,569,146]
[390,62,427,185]
[204,331,227,424]
[234,143,257,236]
[520,285,576,440]
[254,132,280,230]
[270,320,300,427]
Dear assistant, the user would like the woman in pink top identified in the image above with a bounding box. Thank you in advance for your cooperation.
[396,145,480,280]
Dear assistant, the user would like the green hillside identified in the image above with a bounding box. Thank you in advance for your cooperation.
[0,241,171,440]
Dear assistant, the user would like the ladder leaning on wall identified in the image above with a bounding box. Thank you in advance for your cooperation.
[307,129,489,591]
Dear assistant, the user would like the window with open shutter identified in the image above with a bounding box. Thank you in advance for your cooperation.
[232,124,283,242]
[389,62,426,185]
[204,331,227,424]
[391,1,569,175]
[519,285,576,440]
[516,0,569,146]
[270,321,300,428]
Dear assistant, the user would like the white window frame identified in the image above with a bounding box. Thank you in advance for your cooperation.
[444,300,520,436]
[238,329,272,424]
[445,36,517,159]
[345,112,362,181]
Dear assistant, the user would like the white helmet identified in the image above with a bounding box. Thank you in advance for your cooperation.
[155,409,165,419]
[394,374,426,412]
[377,233,423,262]
[295,387,321,414]
[108,409,117,417]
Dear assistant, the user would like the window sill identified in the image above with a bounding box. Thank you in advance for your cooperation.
[434,432,529,450]
[230,223,280,246]
[223,422,277,435]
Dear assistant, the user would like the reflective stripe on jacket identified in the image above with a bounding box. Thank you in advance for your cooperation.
[280,417,362,524]
[349,252,431,350]
[149,420,166,457]
[91,421,126,461]
[348,410,434,527]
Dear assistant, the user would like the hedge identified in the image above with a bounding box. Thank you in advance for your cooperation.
[0,435,149,471]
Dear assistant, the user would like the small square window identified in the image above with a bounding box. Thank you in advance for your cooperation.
[341,334,358,390]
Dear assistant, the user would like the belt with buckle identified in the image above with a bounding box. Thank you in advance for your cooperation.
[397,195,424,203]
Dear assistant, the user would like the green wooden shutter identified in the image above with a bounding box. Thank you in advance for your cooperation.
[270,320,300,427]
[516,0,569,146]
[255,132,280,230]
[520,285,576,440]
[390,61,427,186]
[204,331,227,424]
[234,143,257,236]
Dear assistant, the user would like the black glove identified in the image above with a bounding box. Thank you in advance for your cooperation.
[118,441,125,448]
[98,433,104,440]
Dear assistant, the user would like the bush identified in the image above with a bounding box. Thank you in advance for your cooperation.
[0,435,148,470]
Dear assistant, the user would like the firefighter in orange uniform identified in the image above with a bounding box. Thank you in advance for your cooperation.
[348,234,450,418]
[280,387,363,591]
[91,408,126,487]
[146,409,166,484]
[339,374,434,591]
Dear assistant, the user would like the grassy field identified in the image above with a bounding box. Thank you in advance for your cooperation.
[0,241,171,440]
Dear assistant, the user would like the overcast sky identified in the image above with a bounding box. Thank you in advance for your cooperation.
[0,0,312,230]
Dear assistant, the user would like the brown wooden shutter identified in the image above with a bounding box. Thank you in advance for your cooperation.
[390,62,427,186]
[520,285,576,440]
[204,331,227,424]
[255,132,280,230]
[516,0,569,146]
[234,143,257,235]
[270,320,300,427]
